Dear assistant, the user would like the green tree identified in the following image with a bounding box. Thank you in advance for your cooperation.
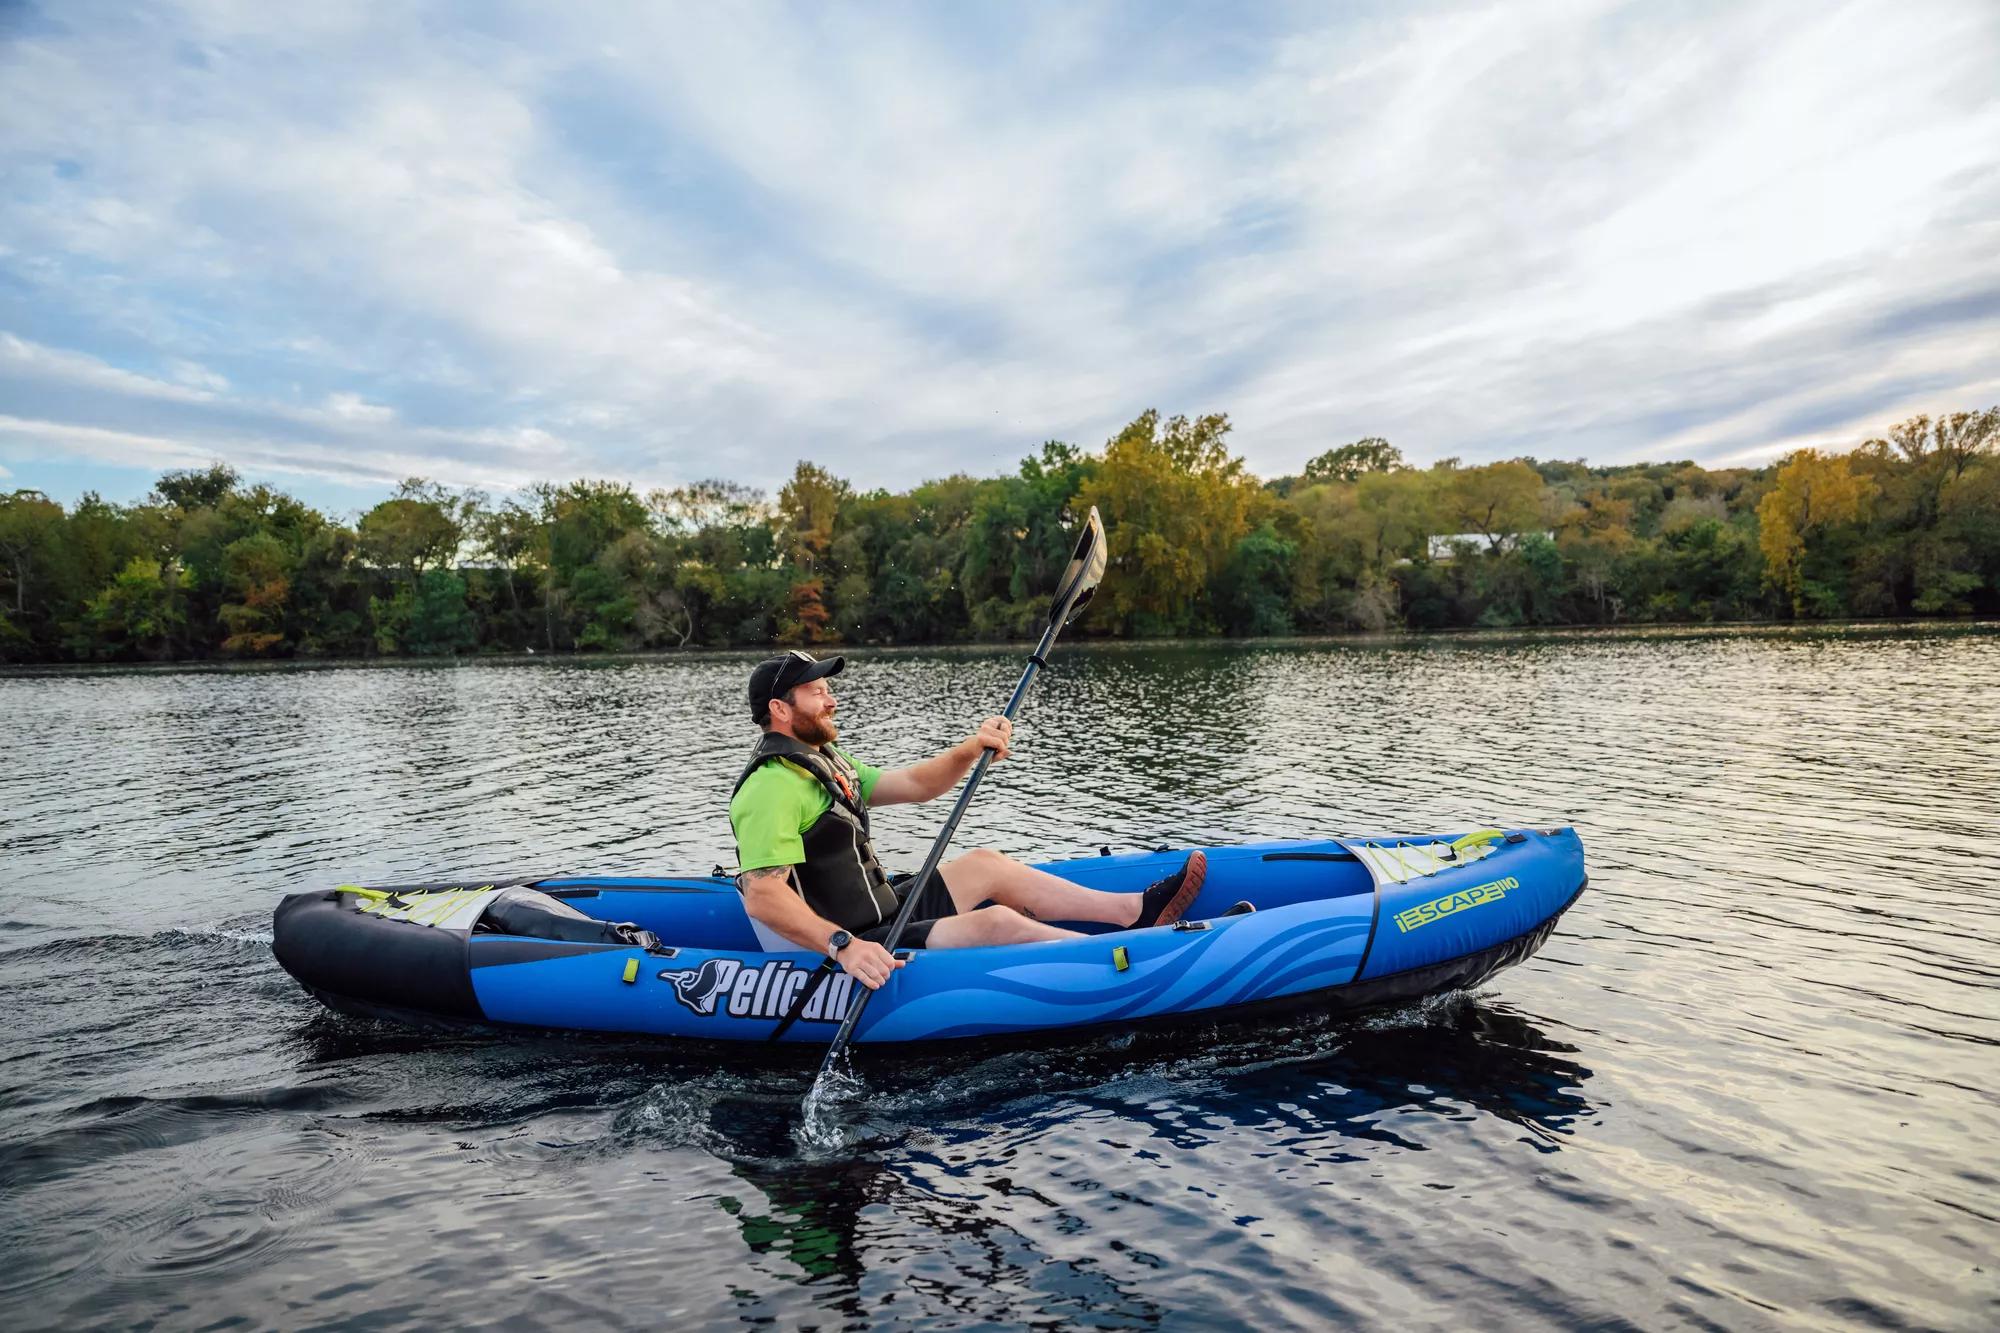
[218,531,291,655]
[357,480,473,589]
[0,490,65,651]
[594,528,692,648]
[60,493,147,621]
[164,479,333,657]
[151,463,239,511]
[652,478,767,533]
[292,525,369,657]
[777,462,849,643]
[1857,408,1999,614]
[1303,437,1405,484]
[373,568,476,655]
[471,501,544,649]
[77,557,186,660]
[652,482,777,647]
[6,400,1996,660]
[1216,520,1298,635]
[1871,409,1999,518]
[1936,448,2000,613]
[1472,531,1565,627]
[964,442,1096,638]
[841,475,980,643]
[531,480,650,649]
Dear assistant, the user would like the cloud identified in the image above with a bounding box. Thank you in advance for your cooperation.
[0,415,219,475]
[1,0,1996,510]
[0,333,586,484]
[0,410,579,499]
[0,332,220,405]
[321,392,395,425]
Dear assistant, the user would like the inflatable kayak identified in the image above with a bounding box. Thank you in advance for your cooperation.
[271,827,1586,1046]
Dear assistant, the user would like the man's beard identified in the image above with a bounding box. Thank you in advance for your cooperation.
[794,709,838,745]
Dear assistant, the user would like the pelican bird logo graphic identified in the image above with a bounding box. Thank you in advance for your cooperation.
[663,958,737,1015]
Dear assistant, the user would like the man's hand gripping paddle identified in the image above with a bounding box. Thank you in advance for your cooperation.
[806,506,1107,1095]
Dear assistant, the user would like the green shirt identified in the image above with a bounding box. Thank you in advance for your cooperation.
[729,746,882,872]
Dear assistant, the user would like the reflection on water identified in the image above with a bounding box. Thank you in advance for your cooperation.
[698,993,1600,1321]
[1,624,1996,1329]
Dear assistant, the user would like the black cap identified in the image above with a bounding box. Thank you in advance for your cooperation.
[749,651,845,719]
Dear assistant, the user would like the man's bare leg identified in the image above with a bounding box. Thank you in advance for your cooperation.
[925,904,1080,948]
[937,847,1148,926]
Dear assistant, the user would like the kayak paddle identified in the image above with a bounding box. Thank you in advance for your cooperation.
[806,505,1107,1093]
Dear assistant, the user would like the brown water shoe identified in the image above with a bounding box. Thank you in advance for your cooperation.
[1136,850,1207,928]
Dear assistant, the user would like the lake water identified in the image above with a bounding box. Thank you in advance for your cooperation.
[2,626,1996,1330]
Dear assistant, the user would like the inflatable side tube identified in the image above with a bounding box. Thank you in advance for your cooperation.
[272,891,481,1021]
[1355,828,1586,982]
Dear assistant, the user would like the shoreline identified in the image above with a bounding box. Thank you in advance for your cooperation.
[3,616,1994,679]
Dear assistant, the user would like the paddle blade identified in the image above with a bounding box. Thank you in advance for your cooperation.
[1048,506,1107,626]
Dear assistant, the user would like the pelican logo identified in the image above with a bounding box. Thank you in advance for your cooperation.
[664,958,735,1015]
[658,957,857,1023]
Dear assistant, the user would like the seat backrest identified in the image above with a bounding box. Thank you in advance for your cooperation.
[477,887,634,946]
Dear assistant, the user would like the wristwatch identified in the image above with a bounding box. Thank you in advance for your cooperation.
[826,929,853,960]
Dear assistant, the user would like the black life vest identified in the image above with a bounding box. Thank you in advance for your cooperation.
[731,732,898,931]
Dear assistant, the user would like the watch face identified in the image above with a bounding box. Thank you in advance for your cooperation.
[828,930,852,952]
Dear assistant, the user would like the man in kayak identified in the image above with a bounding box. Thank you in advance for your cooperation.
[730,651,1207,991]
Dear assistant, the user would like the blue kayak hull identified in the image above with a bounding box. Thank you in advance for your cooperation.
[275,828,1587,1046]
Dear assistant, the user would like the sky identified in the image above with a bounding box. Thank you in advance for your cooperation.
[2,0,1997,518]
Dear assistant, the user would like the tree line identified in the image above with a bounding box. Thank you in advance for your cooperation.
[2,406,1995,664]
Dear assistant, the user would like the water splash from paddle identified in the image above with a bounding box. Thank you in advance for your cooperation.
[796,1052,865,1153]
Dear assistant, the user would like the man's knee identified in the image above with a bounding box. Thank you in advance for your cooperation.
[959,904,1034,943]
[942,847,1007,898]
[975,904,1038,941]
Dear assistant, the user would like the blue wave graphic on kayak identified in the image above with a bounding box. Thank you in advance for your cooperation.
[866,915,1371,1041]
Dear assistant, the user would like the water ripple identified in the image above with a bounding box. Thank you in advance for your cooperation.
[2,626,1997,1329]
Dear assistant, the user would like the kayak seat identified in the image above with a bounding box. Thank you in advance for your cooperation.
[476,887,658,950]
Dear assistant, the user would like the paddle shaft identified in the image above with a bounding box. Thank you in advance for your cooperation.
[812,614,1063,1070]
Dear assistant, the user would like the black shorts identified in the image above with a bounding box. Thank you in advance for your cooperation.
[859,869,958,949]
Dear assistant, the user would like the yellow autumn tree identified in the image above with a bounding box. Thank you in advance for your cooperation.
[1445,461,1546,553]
[1757,449,1876,614]
[1077,410,1262,635]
